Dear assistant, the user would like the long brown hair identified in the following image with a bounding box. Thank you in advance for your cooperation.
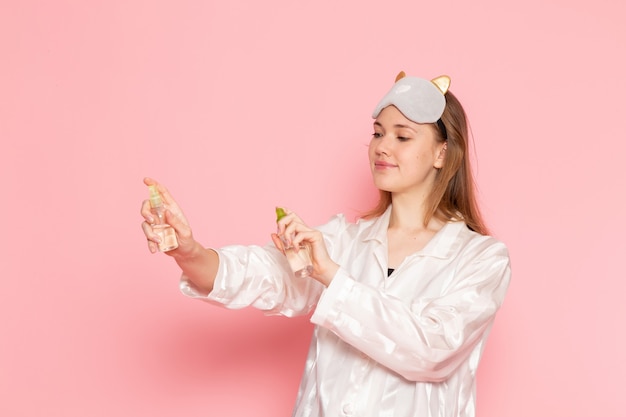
[362,90,490,235]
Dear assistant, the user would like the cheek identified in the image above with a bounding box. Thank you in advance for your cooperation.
[367,141,376,160]
[405,151,435,174]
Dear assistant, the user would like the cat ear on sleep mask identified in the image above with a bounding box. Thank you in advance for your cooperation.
[372,71,451,124]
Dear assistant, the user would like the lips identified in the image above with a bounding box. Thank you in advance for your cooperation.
[374,161,398,169]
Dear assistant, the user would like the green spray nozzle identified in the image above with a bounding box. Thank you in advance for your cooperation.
[275,207,286,222]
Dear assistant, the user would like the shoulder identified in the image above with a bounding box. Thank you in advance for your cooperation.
[441,223,512,292]
[450,222,510,261]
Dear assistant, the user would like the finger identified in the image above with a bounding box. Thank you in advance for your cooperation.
[281,218,298,245]
[147,238,158,254]
[283,218,310,245]
[141,221,160,242]
[143,177,179,208]
[277,209,301,233]
[140,199,155,223]
[291,228,317,249]
[288,226,316,252]
[281,208,304,224]
[271,233,285,254]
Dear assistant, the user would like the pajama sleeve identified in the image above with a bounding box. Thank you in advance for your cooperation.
[180,214,349,317]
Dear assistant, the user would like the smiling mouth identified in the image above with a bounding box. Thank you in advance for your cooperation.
[374,161,397,168]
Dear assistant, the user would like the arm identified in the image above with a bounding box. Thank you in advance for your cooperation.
[173,242,220,293]
[186,243,325,316]
[182,212,350,315]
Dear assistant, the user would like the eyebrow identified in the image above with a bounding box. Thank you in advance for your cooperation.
[373,121,418,132]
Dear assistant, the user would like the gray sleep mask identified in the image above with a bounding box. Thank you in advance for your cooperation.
[372,71,451,124]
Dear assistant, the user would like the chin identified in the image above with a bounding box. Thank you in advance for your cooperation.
[372,181,395,193]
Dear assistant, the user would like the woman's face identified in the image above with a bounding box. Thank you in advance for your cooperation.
[369,105,446,196]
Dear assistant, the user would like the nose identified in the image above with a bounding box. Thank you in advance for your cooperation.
[373,133,391,156]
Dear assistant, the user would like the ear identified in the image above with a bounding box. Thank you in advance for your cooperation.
[395,71,406,82]
[431,75,451,95]
[434,142,447,169]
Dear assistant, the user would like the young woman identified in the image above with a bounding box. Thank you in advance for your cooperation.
[140,72,511,417]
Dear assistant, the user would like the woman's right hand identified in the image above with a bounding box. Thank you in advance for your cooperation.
[272,207,339,287]
[140,177,195,256]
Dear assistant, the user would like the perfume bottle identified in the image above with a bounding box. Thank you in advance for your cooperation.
[148,185,179,252]
[276,207,313,278]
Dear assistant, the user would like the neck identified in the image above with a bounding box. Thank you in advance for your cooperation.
[389,191,444,232]
[389,193,426,228]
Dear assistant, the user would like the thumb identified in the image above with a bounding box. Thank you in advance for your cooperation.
[271,233,285,254]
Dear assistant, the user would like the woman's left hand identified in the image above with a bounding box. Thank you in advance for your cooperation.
[272,208,339,286]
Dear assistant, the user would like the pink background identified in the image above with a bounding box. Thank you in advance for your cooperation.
[1,0,624,416]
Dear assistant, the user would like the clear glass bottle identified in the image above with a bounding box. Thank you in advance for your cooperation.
[276,207,313,278]
[148,185,178,252]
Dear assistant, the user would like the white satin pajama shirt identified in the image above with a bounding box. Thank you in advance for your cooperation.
[180,206,511,417]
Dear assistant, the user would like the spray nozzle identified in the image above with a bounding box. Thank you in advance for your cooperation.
[275,207,287,222]
[148,185,163,208]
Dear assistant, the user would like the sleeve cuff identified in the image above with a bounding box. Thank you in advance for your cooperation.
[310,267,355,327]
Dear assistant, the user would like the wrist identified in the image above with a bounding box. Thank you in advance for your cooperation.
[317,263,340,287]
[172,240,206,263]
